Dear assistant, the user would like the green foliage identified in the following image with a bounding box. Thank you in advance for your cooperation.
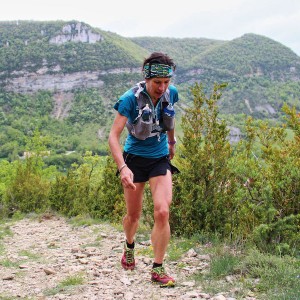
[0,160,17,213]
[67,89,106,125]
[237,249,300,299]
[43,152,83,172]
[44,273,85,296]
[59,274,85,287]
[3,157,51,214]
[0,91,54,160]
[130,36,224,69]
[171,82,299,257]
[0,225,13,240]
[0,258,19,268]
[209,253,240,279]
[49,152,125,222]
[141,185,154,229]
[49,151,104,217]
[200,34,299,77]
[1,130,57,215]
[168,237,200,261]
[192,243,299,299]
[0,89,111,163]
[48,151,125,221]
[171,82,237,236]
[229,110,300,254]
[282,103,300,136]
[252,214,300,256]
[95,154,125,221]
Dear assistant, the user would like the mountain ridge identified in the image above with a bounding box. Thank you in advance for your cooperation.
[0,20,299,160]
[1,20,299,90]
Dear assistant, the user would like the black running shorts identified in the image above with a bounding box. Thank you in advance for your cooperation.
[122,152,174,183]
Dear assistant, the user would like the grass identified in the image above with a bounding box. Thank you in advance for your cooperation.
[68,214,102,227]
[0,243,5,256]
[0,258,19,268]
[0,225,13,240]
[81,241,101,248]
[239,249,300,299]
[136,245,154,258]
[168,237,200,261]
[209,252,240,278]
[44,273,85,296]
[0,224,13,256]
[18,250,40,260]
[0,250,40,268]
[191,244,300,300]
[59,274,85,287]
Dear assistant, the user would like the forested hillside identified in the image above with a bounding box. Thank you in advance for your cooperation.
[132,34,300,117]
[0,20,300,163]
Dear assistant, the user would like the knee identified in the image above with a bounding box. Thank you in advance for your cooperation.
[154,208,170,223]
[124,213,140,224]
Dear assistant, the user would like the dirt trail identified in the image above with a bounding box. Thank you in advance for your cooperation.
[0,216,244,300]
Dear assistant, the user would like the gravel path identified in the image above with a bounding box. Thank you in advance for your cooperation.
[0,216,248,300]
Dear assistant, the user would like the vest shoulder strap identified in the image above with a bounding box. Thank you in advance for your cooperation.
[132,81,170,109]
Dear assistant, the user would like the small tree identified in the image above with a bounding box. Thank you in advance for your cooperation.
[230,106,300,255]
[3,129,53,214]
[96,153,125,221]
[49,151,103,217]
[171,82,237,237]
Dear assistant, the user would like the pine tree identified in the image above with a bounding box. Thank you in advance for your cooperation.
[171,82,237,237]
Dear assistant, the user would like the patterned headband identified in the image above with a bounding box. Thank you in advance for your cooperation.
[143,63,174,78]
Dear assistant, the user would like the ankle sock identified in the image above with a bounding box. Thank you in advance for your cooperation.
[152,262,163,269]
[126,240,135,249]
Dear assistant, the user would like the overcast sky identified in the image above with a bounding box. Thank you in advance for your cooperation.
[1,0,300,55]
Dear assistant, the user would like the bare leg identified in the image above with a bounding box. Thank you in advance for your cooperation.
[123,182,145,244]
[149,170,172,264]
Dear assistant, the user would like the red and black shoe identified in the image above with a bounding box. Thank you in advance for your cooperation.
[151,266,175,287]
[121,243,135,270]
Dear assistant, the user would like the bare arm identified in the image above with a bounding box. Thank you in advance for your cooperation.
[108,112,136,190]
[167,127,176,160]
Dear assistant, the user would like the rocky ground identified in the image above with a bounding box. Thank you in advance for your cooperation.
[0,215,257,300]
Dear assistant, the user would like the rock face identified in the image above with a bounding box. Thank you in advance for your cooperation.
[49,22,103,45]
[0,217,251,300]
[4,71,103,93]
[3,68,140,93]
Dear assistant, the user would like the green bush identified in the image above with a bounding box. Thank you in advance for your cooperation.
[3,157,50,214]
[49,152,103,217]
[252,214,300,256]
[170,82,299,257]
[238,249,300,299]
[171,82,237,237]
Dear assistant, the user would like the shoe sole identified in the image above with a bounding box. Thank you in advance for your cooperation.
[151,280,175,288]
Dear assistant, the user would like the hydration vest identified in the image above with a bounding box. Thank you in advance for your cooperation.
[125,81,175,140]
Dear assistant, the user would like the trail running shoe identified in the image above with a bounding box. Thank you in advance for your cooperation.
[151,266,175,287]
[121,243,135,270]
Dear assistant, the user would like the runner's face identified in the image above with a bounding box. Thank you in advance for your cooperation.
[145,77,171,101]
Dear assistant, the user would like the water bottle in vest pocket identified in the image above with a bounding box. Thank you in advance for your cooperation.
[162,103,175,131]
[126,104,153,140]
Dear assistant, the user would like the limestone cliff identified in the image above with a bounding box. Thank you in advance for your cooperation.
[3,68,139,93]
[49,22,103,45]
